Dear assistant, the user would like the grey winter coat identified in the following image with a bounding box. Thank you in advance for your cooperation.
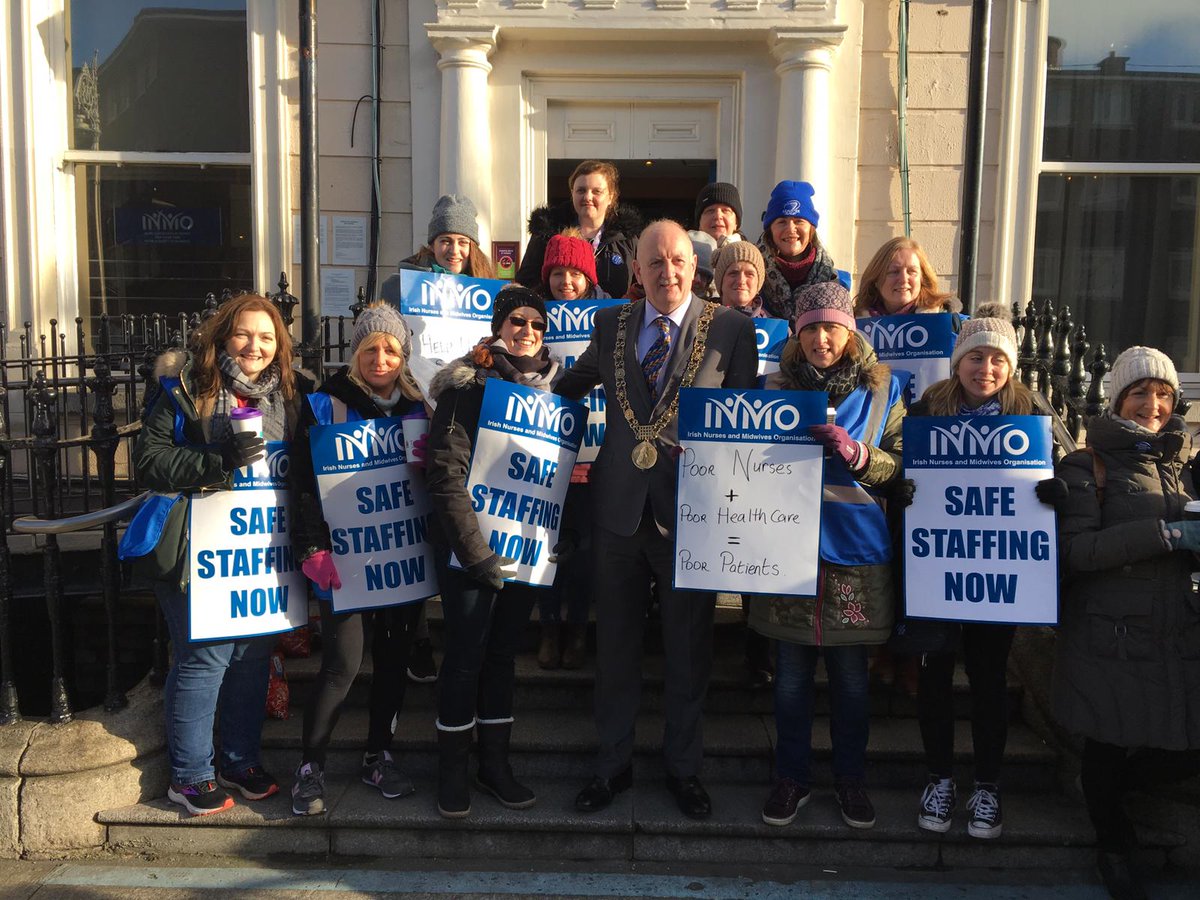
[1052,412,1200,750]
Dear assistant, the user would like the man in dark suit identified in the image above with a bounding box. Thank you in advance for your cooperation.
[555,219,759,818]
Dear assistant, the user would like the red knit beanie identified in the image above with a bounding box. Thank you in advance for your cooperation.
[542,234,598,286]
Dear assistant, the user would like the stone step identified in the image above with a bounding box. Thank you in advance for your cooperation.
[259,707,1059,789]
[98,777,1182,869]
[280,649,1022,719]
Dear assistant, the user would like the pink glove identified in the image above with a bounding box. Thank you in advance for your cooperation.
[302,550,342,591]
[409,433,429,469]
[809,424,865,469]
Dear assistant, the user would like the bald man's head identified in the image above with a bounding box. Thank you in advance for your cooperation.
[634,219,697,315]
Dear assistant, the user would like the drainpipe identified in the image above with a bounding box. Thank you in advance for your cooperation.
[958,0,991,313]
[299,0,321,365]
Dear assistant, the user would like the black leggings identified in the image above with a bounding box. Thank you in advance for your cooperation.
[917,623,1015,784]
[1081,738,1200,852]
[301,601,422,766]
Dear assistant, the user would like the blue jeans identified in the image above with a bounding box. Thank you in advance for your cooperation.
[773,641,870,786]
[434,552,539,728]
[155,581,273,785]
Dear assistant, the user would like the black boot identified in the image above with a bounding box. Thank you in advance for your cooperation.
[436,724,473,819]
[474,720,536,809]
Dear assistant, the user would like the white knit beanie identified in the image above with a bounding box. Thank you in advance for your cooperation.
[950,302,1018,373]
[1108,346,1179,412]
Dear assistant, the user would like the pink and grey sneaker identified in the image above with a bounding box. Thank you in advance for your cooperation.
[167,780,235,816]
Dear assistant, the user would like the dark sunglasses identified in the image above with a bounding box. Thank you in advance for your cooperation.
[508,314,546,332]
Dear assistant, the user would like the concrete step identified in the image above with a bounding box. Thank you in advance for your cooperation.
[98,777,1183,868]
[259,707,1059,789]
[280,648,1023,720]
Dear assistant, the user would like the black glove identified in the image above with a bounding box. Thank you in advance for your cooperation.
[466,554,519,592]
[549,530,579,564]
[220,432,266,472]
[1035,477,1069,510]
[893,478,916,509]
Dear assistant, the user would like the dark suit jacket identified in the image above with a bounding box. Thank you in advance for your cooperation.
[556,295,758,536]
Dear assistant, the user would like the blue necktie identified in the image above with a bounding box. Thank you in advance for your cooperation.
[641,316,672,400]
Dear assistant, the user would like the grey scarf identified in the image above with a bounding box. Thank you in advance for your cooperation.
[212,352,287,442]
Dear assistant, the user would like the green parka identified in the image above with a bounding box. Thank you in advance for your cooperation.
[1052,411,1200,750]
[131,349,311,587]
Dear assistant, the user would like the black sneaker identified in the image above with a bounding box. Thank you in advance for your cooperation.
[167,780,234,817]
[407,638,438,683]
[1096,850,1147,900]
[761,777,809,826]
[966,782,1002,839]
[217,765,279,801]
[835,779,876,829]
[292,761,326,816]
[918,775,956,833]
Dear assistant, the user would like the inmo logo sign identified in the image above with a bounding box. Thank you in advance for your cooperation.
[704,394,803,432]
[141,211,194,232]
[266,447,290,479]
[334,422,406,462]
[868,320,929,350]
[417,278,492,314]
[546,305,598,333]
[928,419,1030,457]
[505,393,575,436]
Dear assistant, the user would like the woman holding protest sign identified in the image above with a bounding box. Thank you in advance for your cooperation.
[756,180,841,322]
[425,286,566,818]
[749,282,904,831]
[517,160,641,300]
[853,237,962,320]
[131,293,311,816]
[1046,346,1200,898]
[532,232,605,670]
[894,304,1038,841]
[287,302,430,816]
[401,193,495,279]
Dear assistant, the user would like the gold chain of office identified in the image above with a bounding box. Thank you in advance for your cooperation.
[612,300,714,470]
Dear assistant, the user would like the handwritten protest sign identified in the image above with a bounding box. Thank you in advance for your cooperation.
[396,270,508,397]
[858,313,957,406]
[674,388,826,596]
[544,298,625,464]
[755,318,790,385]
[309,416,437,613]
[451,380,587,588]
[188,443,308,641]
[904,415,1058,625]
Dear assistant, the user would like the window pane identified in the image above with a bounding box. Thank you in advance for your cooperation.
[1032,173,1200,369]
[77,165,253,320]
[1044,1,1200,163]
[68,1,249,152]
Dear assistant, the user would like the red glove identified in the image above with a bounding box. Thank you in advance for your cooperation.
[301,550,342,591]
[408,433,429,469]
[809,424,865,469]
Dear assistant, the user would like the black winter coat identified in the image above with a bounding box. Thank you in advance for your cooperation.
[517,202,641,300]
[1052,412,1200,750]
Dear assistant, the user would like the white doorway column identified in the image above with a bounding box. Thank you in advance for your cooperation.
[427,24,498,246]
[769,28,845,210]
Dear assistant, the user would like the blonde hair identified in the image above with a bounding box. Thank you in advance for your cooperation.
[854,237,955,316]
[348,332,422,402]
[919,367,1034,416]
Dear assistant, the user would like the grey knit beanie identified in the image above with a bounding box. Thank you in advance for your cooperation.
[1109,346,1179,412]
[351,302,412,359]
[950,302,1019,373]
[688,231,718,279]
[713,241,766,291]
[427,193,479,245]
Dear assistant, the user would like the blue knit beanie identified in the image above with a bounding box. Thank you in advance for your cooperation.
[761,181,820,231]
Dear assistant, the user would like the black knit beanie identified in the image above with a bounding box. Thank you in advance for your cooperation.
[490,287,547,336]
[694,182,743,229]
